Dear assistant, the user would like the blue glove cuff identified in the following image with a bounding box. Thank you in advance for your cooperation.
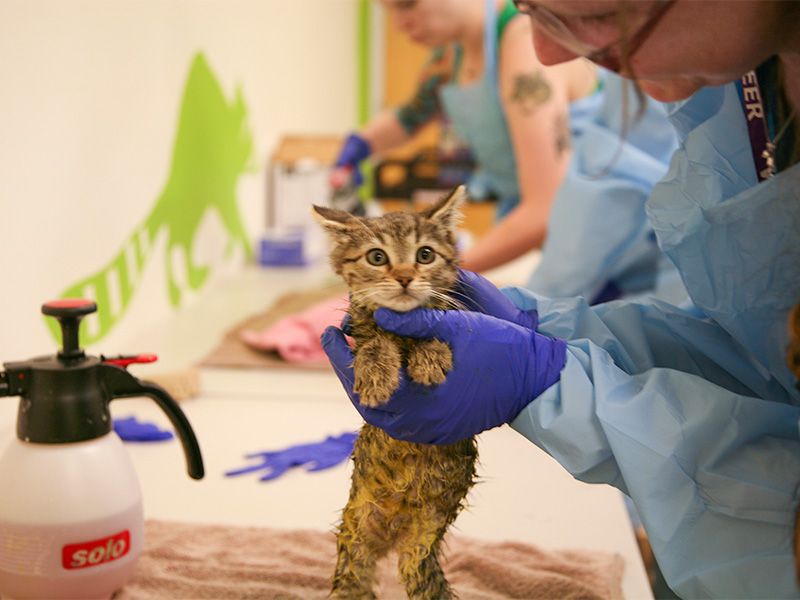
[335,133,371,168]
[529,334,568,400]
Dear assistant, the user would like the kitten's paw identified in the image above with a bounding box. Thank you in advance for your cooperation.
[407,339,452,386]
[353,355,400,408]
[354,372,399,407]
[353,347,401,407]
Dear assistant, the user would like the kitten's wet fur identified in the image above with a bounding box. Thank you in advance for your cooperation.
[314,186,478,599]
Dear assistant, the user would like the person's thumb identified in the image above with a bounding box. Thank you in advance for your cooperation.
[321,326,355,385]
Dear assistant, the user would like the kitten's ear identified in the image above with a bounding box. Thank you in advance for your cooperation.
[423,185,467,232]
[312,205,357,235]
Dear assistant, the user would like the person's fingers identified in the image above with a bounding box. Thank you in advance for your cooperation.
[223,464,265,477]
[374,307,460,339]
[454,269,538,329]
[519,307,539,330]
[259,464,288,481]
[453,269,492,313]
[340,312,353,335]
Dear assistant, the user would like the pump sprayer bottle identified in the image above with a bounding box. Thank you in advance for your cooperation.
[0,299,204,600]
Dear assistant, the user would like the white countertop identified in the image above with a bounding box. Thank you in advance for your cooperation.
[0,254,653,599]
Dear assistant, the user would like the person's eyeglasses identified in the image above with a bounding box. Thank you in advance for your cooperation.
[512,0,675,72]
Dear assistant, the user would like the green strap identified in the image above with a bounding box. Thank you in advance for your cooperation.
[356,0,373,200]
[495,0,519,45]
[454,0,515,82]
[356,0,370,126]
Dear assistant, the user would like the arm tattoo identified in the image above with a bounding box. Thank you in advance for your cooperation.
[554,112,571,156]
[510,71,552,114]
[396,46,455,134]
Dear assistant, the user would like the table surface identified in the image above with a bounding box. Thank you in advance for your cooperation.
[0,255,653,599]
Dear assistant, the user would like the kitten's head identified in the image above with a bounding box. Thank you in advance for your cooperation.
[313,185,465,312]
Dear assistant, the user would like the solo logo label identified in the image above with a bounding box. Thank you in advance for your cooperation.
[62,530,131,569]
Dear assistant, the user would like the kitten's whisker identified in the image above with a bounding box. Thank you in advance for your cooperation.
[350,287,383,308]
[447,287,491,314]
[429,289,466,311]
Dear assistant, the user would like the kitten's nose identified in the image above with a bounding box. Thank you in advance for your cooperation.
[393,267,415,288]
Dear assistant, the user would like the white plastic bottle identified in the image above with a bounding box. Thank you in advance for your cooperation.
[0,434,143,600]
[0,299,203,599]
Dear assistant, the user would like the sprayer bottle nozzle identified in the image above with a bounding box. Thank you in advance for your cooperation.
[0,372,8,397]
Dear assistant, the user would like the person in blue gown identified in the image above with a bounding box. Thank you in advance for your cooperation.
[323,0,800,596]
[526,70,686,305]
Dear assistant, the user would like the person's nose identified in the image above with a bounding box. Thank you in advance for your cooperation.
[531,25,580,66]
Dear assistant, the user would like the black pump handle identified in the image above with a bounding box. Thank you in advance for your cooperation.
[100,364,204,480]
[42,299,97,360]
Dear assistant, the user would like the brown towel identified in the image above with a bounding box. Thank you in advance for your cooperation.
[117,520,624,600]
[200,283,347,371]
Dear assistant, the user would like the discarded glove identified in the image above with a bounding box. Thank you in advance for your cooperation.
[113,415,174,442]
[225,431,358,481]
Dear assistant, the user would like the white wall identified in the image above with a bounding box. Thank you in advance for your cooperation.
[0,0,358,360]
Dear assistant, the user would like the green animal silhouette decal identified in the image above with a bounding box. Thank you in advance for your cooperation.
[49,53,254,345]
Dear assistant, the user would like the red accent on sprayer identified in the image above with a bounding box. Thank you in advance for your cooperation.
[43,299,95,310]
[103,354,158,368]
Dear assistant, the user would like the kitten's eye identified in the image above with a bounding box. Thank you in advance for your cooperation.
[416,246,435,264]
[366,248,389,266]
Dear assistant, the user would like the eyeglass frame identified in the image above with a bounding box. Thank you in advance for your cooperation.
[512,0,676,72]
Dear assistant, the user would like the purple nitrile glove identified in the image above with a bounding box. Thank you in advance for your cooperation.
[321,308,567,445]
[224,432,358,482]
[453,269,539,328]
[332,133,371,187]
[113,415,174,442]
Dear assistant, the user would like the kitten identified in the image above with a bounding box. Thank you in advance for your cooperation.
[313,186,478,600]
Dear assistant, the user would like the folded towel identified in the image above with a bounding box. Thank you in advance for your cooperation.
[118,520,624,599]
[240,293,348,364]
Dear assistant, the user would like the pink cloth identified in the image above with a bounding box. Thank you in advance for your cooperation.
[240,293,348,363]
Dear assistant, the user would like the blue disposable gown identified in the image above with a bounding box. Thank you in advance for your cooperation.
[527,72,687,305]
[508,80,800,598]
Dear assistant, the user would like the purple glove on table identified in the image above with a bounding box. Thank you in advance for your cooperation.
[333,133,371,186]
[322,271,567,445]
[113,415,174,442]
[224,432,358,482]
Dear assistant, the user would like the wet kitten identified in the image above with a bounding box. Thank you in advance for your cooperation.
[313,186,477,600]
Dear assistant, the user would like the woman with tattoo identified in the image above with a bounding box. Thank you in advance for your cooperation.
[332,0,599,273]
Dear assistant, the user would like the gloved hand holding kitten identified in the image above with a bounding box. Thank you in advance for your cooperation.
[322,269,567,445]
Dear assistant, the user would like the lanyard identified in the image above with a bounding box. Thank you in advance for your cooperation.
[738,69,775,182]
